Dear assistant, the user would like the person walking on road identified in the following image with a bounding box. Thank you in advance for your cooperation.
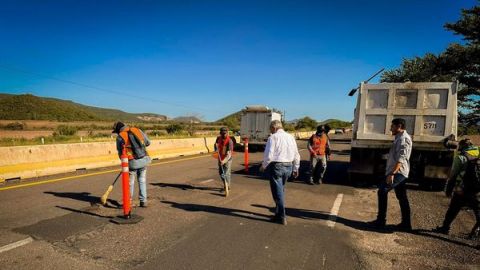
[307,125,331,185]
[215,127,234,197]
[113,121,151,207]
[368,118,412,231]
[433,138,480,237]
[260,120,300,225]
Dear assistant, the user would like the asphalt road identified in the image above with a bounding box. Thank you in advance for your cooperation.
[0,139,478,269]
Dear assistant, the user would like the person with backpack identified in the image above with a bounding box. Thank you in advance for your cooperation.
[112,121,151,207]
[307,125,331,185]
[214,127,234,197]
[434,138,480,237]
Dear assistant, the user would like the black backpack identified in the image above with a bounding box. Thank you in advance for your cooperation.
[463,154,480,193]
[128,130,147,159]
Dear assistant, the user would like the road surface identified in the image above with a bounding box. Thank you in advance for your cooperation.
[0,139,478,269]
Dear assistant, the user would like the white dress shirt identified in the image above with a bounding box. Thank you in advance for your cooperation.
[262,129,301,171]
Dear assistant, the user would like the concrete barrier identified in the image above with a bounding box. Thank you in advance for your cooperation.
[0,136,226,183]
[293,131,315,139]
[0,134,302,183]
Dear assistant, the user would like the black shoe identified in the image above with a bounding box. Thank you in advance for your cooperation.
[367,219,386,229]
[394,222,412,232]
[270,215,286,225]
[270,215,280,222]
[139,201,147,208]
[432,226,449,235]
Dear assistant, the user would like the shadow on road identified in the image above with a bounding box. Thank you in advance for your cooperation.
[161,200,271,222]
[412,229,480,250]
[152,183,222,192]
[44,191,120,208]
[251,204,394,234]
[233,159,352,187]
[56,205,114,219]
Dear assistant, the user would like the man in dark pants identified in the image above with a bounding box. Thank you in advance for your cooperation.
[260,120,300,225]
[368,118,413,231]
[433,138,480,237]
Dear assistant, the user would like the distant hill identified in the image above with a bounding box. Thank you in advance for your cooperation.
[173,116,203,123]
[216,111,241,124]
[0,93,168,122]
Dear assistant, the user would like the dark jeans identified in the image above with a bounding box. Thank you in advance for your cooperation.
[268,162,293,219]
[377,174,411,225]
[442,192,480,229]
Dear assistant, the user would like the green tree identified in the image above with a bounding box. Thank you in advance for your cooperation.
[382,3,480,132]
[295,117,317,130]
[222,116,240,132]
[166,123,184,134]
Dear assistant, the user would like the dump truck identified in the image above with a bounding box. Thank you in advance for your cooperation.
[349,82,458,186]
[240,105,282,149]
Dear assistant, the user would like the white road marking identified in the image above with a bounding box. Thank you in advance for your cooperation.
[199,179,215,184]
[0,237,34,254]
[326,193,344,228]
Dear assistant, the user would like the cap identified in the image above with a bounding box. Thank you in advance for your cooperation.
[112,121,125,133]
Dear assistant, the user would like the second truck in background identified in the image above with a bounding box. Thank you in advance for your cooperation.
[240,105,282,150]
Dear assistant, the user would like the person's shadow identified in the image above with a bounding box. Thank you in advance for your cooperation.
[161,200,271,222]
[151,183,222,192]
[251,204,395,234]
[44,191,121,208]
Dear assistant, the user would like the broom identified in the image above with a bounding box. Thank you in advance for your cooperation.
[217,150,229,197]
[100,172,122,205]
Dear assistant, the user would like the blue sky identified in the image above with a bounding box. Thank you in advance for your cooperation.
[0,0,476,121]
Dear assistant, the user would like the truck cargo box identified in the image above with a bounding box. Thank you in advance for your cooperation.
[350,82,458,183]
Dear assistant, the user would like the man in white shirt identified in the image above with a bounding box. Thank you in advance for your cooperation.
[260,120,301,225]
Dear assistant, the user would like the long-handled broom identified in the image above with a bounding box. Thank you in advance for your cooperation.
[217,152,229,197]
[100,172,122,205]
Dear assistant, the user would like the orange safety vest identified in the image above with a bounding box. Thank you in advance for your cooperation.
[119,127,147,160]
[216,136,232,160]
[309,134,328,156]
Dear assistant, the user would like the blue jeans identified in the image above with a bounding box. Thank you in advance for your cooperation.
[377,174,411,224]
[310,155,327,182]
[218,159,232,187]
[268,162,293,219]
[129,167,147,203]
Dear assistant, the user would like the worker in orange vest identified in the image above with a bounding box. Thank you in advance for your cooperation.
[214,127,234,197]
[113,121,151,207]
[307,125,331,185]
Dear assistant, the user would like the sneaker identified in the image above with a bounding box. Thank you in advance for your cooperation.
[308,178,314,185]
[270,215,280,222]
[432,226,449,235]
[139,201,147,208]
[367,219,386,229]
[270,215,287,225]
[394,222,412,232]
